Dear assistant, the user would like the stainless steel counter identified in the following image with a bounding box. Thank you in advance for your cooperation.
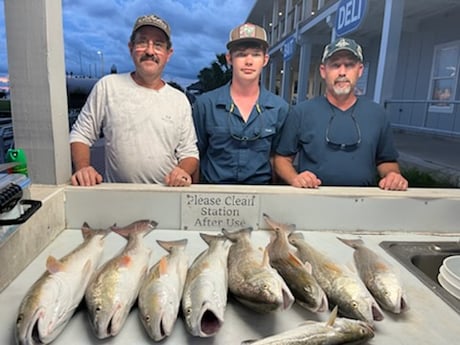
[1,184,460,344]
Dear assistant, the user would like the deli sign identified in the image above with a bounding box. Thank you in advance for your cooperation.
[335,0,367,37]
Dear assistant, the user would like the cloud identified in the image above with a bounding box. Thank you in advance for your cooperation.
[1,0,254,87]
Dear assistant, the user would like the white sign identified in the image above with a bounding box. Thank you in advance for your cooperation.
[181,193,260,230]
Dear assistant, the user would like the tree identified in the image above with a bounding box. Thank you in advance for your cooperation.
[197,53,232,92]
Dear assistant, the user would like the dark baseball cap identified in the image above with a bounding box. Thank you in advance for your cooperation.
[321,37,363,63]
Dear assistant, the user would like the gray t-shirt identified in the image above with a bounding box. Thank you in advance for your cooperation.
[69,73,199,184]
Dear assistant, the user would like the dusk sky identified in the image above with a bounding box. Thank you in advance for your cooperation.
[0,0,255,90]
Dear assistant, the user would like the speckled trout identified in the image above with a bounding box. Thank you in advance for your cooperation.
[15,223,111,345]
[263,213,328,313]
[240,306,374,344]
[84,219,156,339]
[288,232,384,326]
[181,233,229,337]
[138,238,189,341]
[337,237,409,314]
[223,227,294,313]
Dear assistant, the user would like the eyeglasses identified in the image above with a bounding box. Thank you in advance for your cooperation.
[133,39,168,52]
[325,103,361,151]
[228,103,263,142]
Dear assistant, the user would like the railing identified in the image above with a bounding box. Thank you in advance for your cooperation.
[0,125,14,163]
[384,99,460,135]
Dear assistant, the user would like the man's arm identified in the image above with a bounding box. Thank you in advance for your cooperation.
[274,154,321,188]
[164,157,199,187]
[70,142,103,186]
[377,162,408,191]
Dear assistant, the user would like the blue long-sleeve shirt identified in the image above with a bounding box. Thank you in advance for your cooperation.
[193,83,289,184]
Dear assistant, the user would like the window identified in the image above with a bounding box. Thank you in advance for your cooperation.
[428,41,460,113]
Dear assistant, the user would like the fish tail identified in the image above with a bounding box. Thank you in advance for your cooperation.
[81,222,112,240]
[199,232,225,245]
[111,219,157,239]
[156,238,188,253]
[222,227,253,242]
[337,237,364,249]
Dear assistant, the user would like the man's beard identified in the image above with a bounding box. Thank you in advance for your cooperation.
[332,84,352,95]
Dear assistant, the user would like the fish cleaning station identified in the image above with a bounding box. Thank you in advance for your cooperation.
[1,1,460,345]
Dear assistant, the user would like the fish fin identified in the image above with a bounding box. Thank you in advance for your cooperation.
[287,251,304,267]
[118,255,132,267]
[241,340,257,344]
[46,256,65,274]
[261,247,270,268]
[346,261,357,273]
[326,305,339,326]
[288,231,304,243]
[81,222,92,240]
[303,260,313,274]
[324,261,343,274]
[159,256,168,276]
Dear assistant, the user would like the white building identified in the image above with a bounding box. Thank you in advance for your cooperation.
[246,0,460,136]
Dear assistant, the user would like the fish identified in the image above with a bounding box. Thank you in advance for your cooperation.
[181,233,229,337]
[138,238,189,341]
[222,227,294,313]
[84,219,157,339]
[337,237,409,314]
[15,222,111,345]
[288,232,384,326]
[263,213,328,313]
[240,305,374,345]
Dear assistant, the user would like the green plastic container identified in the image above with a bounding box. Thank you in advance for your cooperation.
[5,148,28,176]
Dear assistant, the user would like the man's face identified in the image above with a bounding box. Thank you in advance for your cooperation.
[320,51,363,97]
[129,26,173,78]
[226,45,269,82]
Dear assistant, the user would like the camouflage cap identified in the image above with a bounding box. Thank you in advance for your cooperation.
[227,23,268,49]
[321,37,363,63]
[131,14,171,40]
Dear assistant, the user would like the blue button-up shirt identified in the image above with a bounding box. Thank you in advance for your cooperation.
[193,82,289,184]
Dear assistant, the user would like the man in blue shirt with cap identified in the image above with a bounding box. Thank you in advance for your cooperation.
[192,23,289,184]
[274,37,408,190]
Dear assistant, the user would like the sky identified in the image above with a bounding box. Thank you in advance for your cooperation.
[0,0,256,91]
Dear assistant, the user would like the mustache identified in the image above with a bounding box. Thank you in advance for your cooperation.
[335,77,350,83]
[140,54,160,63]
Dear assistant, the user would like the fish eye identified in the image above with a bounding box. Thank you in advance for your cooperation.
[351,301,358,308]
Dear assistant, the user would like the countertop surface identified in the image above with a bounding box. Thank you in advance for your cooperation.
[2,227,459,344]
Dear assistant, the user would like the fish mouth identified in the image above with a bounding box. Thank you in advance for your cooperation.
[199,309,223,336]
[16,309,45,345]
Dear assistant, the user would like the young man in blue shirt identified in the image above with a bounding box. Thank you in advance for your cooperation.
[193,23,289,184]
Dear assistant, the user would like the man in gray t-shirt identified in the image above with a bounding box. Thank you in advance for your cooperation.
[69,14,198,187]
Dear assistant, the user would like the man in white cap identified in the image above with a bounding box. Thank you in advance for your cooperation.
[274,37,408,190]
[193,23,289,184]
[70,14,199,186]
